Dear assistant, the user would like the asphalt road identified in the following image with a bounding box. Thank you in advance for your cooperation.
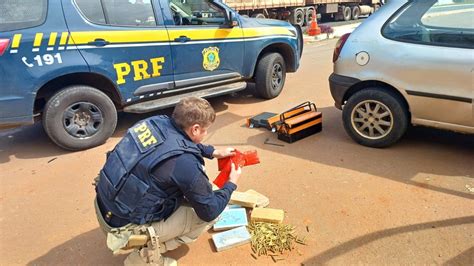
[1,40,473,265]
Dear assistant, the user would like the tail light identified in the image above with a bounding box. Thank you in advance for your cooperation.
[0,39,10,56]
[332,33,350,63]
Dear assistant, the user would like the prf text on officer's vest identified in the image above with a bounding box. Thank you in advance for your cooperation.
[134,122,158,148]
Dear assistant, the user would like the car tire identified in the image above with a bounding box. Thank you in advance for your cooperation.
[342,88,408,148]
[352,6,360,20]
[290,8,305,26]
[343,6,352,21]
[42,85,117,151]
[255,53,286,99]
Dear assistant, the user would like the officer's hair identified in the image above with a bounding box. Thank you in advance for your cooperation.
[172,97,216,129]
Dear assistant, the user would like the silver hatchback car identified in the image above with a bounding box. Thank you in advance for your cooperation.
[329,0,473,148]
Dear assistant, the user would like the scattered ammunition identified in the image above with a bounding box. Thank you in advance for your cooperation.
[295,236,307,245]
[248,222,307,259]
[270,255,285,262]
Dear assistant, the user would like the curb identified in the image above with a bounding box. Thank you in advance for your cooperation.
[303,33,336,44]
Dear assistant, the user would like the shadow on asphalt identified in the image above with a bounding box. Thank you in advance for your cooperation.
[27,227,191,265]
[302,216,474,265]
[444,246,474,265]
[27,228,125,265]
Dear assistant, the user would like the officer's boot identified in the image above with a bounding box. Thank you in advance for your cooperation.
[124,247,177,266]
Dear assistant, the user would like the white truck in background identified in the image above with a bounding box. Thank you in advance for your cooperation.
[222,0,382,26]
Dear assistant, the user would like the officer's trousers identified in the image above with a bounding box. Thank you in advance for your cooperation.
[96,199,216,265]
[151,205,215,252]
[124,205,215,265]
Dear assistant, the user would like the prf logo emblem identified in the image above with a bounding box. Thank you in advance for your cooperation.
[133,122,158,150]
[202,47,220,71]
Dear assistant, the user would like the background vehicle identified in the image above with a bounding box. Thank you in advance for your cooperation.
[0,0,302,151]
[222,0,382,26]
[329,0,474,147]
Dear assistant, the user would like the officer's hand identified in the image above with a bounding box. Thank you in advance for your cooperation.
[228,162,242,185]
[213,147,236,159]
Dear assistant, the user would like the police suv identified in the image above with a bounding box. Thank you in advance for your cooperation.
[0,0,303,150]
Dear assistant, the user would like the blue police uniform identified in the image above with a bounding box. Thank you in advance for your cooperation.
[96,115,236,227]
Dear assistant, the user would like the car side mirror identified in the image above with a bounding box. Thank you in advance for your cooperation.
[227,11,238,27]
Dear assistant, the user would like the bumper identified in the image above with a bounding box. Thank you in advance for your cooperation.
[328,73,360,110]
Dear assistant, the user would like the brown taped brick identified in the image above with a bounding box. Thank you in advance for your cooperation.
[230,191,259,208]
[250,208,284,224]
[245,189,270,208]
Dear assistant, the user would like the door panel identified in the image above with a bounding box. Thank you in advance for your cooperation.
[164,0,244,87]
[62,0,174,103]
[402,44,473,126]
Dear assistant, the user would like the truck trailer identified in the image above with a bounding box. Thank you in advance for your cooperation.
[223,0,382,26]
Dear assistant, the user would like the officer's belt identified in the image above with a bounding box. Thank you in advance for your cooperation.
[97,195,130,228]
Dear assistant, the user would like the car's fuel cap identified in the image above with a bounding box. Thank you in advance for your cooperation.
[356,51,370,66]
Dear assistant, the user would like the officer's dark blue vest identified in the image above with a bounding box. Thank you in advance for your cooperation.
[96,116,203,225]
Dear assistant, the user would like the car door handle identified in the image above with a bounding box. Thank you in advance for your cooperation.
[174,36,191,43]
[87,38,110,47]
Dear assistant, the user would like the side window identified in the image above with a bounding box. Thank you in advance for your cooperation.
[169,0,226,26]
[421,1,474,30]
[75,0,157,27]
[75,0,106,24]
[0,0,47,31]
[382,0,474,49]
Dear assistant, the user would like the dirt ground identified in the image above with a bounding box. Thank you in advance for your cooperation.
[1,39,473,265]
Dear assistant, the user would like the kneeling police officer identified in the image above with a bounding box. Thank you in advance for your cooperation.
[94,97,241,265]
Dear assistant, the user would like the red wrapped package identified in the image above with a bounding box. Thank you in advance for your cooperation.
[213,150,260,188]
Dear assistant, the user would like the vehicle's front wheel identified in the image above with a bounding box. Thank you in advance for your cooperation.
[255,53,286,99]
[342,88,408,148]
[43,85,117,151]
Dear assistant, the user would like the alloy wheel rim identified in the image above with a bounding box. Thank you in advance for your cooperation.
[271,63,283,90]
[351,100,394,140]
[63,102,103,138]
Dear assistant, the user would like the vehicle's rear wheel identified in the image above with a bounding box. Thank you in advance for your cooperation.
[43,85,117,151]
[342,88,408,148]
[352,6,360,20]
[305,8,315,26]
[255,53,286,99]
[343,6,352,21]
